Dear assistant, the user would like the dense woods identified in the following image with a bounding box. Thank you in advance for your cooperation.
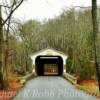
[0,0,100,92]
[15,8,100,81]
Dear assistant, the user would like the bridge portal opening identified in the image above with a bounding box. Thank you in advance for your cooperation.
[35,56,63,76]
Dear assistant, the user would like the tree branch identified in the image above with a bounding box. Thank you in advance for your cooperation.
[0,5,11,9]
[2,0,24,26]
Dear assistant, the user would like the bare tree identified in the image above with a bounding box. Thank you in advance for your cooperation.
[0,5,6,89]
[92,0,100,91]
[0,0,25,90]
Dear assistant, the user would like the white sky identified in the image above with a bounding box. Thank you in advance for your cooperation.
[1,0,100,21]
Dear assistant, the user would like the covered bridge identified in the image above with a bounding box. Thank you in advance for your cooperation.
[30,48,68,75]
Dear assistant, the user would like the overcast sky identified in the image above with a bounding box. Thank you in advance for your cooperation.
[1,0,100,21]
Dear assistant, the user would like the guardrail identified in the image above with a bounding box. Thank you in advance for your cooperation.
[18,73,34,84]
[63,73,77,84]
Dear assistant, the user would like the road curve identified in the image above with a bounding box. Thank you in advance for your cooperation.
[13,76,99,100]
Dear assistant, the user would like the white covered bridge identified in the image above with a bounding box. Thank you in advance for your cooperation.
[30,48,68,75]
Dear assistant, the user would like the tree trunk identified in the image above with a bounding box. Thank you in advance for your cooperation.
[92,0,100,91]
[0,5,7,90]
[5,15,12,78]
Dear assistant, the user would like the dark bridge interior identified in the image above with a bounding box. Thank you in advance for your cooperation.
[35,56,63,76]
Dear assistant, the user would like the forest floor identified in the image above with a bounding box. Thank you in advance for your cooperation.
[0,73,33,100]
[0,76,23,100]
[76,80,100,98]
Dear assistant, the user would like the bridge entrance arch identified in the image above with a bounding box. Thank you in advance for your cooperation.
[35,56,63,76]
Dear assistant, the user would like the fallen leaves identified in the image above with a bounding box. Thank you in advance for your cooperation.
[76,80,100,97]
[0,75,24,100]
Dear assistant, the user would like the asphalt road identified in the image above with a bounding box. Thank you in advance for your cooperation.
[13,76,99,100]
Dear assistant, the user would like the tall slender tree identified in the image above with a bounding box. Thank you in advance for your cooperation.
[0,0,25,90]
[92,0,100,91]
[0,5,6,89]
